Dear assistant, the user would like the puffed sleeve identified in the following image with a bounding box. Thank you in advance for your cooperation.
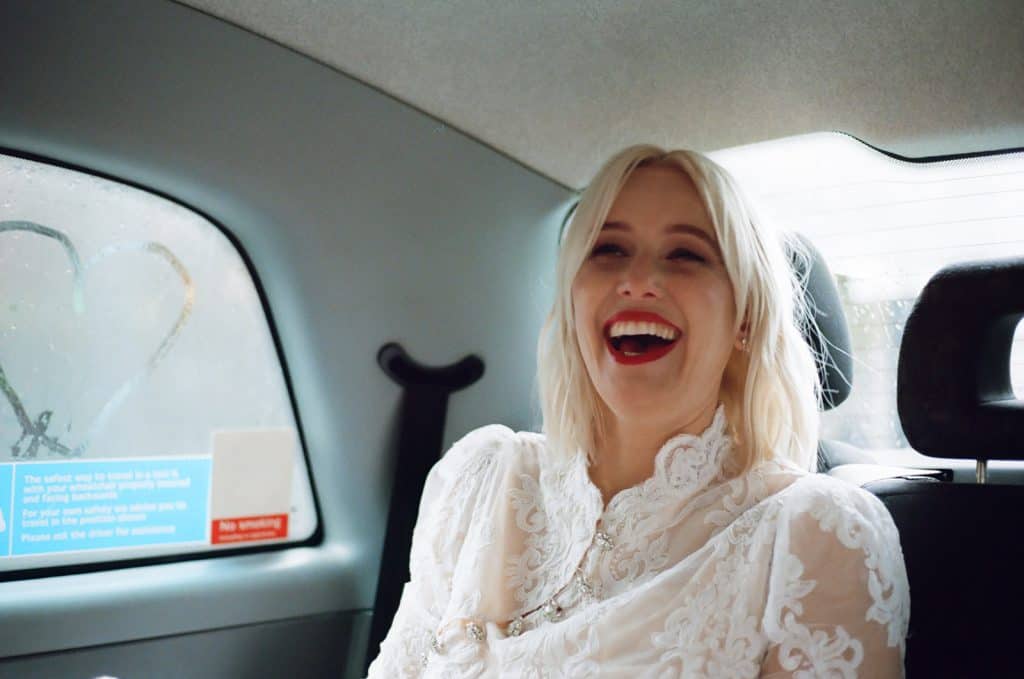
[760,476,910,678]
[365,425,510,678]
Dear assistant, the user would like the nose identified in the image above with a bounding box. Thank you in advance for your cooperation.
[615,255,662,299]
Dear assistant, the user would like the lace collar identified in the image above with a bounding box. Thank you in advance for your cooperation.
[572,404,734,520]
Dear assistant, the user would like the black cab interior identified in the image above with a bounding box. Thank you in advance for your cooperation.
[1,2,1022,677]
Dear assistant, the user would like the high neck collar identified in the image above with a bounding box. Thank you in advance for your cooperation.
[573,404,734,519]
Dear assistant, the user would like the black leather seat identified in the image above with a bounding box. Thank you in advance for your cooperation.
[860,256,1024,677]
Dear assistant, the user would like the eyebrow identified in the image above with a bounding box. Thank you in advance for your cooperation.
[601,221,721,253]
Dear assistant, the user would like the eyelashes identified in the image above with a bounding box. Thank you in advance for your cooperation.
[590,243,626,257]
[589,242,707,264]
[667,248,706,263]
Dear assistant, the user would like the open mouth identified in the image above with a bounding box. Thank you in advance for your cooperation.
[603,315,681,365]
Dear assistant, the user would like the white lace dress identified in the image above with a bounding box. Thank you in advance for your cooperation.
[366,408,910,678]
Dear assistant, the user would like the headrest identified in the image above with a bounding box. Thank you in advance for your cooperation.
[790,234,853,410]
[897,257,1024,459]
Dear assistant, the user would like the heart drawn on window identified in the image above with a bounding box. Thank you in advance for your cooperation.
[0,220,194,458]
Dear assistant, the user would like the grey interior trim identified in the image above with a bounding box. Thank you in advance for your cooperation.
[0,548,355,658]
[0,610,369,679]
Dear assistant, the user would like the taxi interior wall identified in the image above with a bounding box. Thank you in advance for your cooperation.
[0,2,571,677]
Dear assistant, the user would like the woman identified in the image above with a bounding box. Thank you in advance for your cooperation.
[367,146,910,677]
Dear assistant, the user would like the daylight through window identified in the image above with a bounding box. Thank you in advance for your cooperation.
[713,134,1024,460]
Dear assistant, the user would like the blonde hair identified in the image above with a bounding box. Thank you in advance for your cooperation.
[537,145,820,472]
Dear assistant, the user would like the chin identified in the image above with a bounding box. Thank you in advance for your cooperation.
[602,387,678,421]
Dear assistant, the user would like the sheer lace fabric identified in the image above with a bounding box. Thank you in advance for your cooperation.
[367,409,909,678]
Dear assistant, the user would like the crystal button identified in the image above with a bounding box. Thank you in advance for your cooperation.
[466,620,486,642]
[576,573,594,598]
[542,600,563,621]
[595,530,614,550]
[507,616,525,637]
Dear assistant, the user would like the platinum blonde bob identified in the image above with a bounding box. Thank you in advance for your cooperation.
[537,145,821,473]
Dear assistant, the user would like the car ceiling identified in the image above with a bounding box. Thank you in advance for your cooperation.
[175,0,1024,188]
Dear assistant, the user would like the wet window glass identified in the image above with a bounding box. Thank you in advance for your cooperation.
[0,153,317,572]
[714,135,1024,462]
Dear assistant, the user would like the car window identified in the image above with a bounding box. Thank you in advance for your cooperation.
[713,133,1024,461]
[0,153,318,573]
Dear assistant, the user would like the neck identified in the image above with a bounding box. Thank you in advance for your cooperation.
[589,401,719,506]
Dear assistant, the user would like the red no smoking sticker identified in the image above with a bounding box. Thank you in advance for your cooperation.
[211,513,289,544]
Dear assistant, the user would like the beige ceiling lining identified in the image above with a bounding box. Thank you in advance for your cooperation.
[176,0,1024,188]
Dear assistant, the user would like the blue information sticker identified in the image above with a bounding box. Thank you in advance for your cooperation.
[8,457,211,556]
[0,463,12,557]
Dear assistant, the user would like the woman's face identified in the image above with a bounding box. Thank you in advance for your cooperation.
[571,164,740,433]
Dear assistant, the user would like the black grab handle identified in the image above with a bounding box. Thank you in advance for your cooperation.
[377,342,484,389]
[364,343,484,674]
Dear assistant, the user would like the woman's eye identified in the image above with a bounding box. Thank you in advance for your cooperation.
[591,243,626,257]
[668,248,706,263]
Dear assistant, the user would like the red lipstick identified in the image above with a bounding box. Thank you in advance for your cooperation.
[603,310,682,366]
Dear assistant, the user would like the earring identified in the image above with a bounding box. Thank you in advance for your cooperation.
[741,336,749,352]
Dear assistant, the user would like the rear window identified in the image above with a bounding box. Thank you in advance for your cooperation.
[713,134,1024,461]
[0,153,317,573]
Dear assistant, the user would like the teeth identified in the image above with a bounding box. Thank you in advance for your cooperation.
[608,320,679,341]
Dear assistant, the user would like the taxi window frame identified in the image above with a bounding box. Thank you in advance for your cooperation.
[0,146,324,583]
